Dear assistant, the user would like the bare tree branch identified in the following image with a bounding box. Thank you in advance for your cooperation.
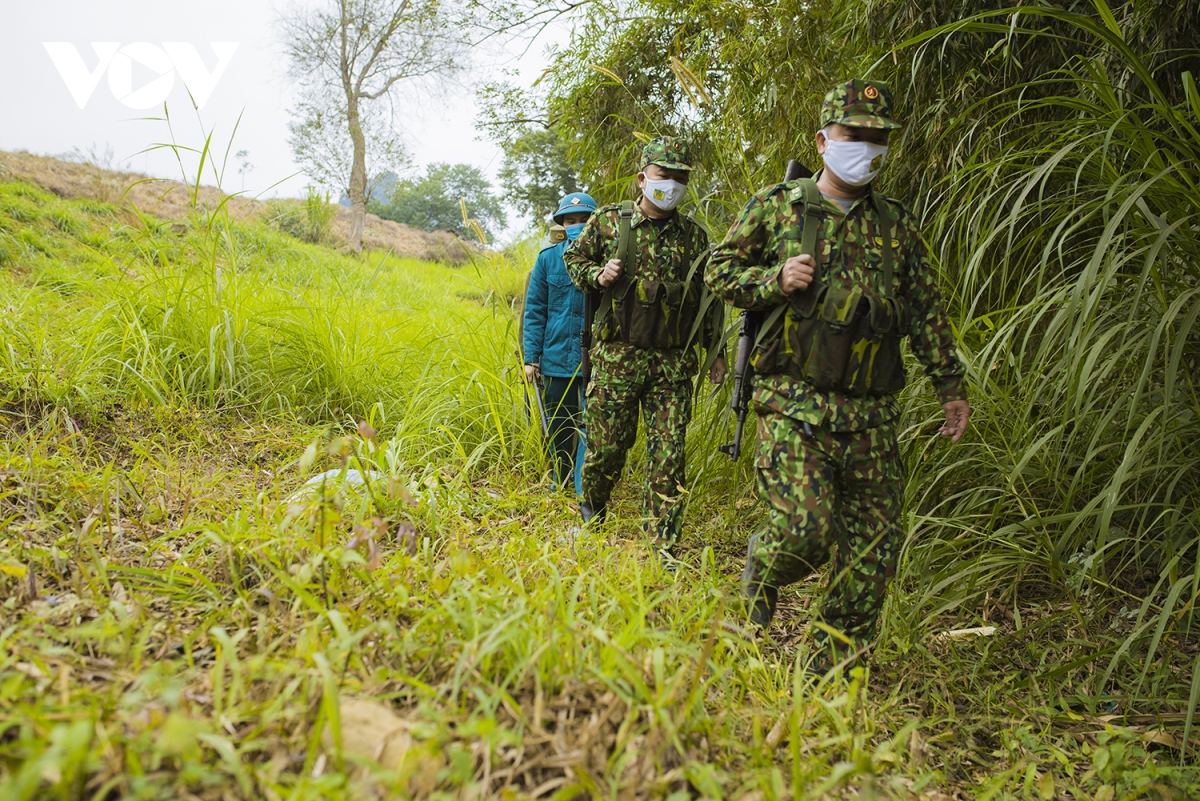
[281,0,470,252]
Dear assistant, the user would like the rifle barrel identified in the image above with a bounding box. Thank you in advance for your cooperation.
[581,290,596,384]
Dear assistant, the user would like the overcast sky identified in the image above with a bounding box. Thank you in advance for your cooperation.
[2,1,560,233]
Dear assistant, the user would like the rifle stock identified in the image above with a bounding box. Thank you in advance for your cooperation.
[719,158,812,460]
[581,289,596,386]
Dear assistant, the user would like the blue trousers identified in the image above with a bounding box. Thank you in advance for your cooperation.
[542,375,586,497]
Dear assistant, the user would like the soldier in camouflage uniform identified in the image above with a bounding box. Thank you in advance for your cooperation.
[706,80,971,661]
[565,136,726,554]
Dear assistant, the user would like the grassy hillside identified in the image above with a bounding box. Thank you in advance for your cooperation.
[0,150,471,264]
[1,173,1197,799]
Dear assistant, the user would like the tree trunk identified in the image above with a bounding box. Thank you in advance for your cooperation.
[347,97,368,254]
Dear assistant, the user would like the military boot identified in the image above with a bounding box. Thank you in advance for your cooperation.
[580,501,607,525]
[643,519,680,571]
[741,534,778,628]
[747,584,778,628]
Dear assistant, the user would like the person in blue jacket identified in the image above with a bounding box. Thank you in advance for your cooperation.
[523,192,598,495]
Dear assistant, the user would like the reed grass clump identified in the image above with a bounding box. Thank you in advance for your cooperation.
[267,187,338,245]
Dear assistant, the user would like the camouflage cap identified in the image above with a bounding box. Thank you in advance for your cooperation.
[641,135,694,171]
[820,79,902,130]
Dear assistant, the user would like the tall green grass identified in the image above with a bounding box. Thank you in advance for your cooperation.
[0,177,545,475]
[521,0,1200,751]
[0,406,943,799]
[888,7,1200,742]
[5,42,1200,789]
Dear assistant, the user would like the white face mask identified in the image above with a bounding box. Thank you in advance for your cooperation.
[642,177,687,211]
[821,133,889,187]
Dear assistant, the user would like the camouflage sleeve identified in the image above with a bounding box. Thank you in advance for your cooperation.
[705,189,790,310]
[563,209,612,291]
[899,208,967,403]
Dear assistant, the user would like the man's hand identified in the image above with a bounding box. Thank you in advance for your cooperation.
[523,363,538,383]
[778,254,817,294]
[939,400,970,443]
[598,258,623,288]
[709,355,727,385]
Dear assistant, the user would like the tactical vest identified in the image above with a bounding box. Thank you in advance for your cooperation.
[595,200,707,350]
[753,178,909,396]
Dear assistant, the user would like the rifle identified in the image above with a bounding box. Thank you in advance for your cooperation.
[580,291,594,388]
[719,158,812,460]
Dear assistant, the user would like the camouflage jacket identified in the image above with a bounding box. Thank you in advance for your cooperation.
[565,199,724,382]
[706,176,966,431]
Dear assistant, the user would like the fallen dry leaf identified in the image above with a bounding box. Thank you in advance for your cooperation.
[324,696,412,770]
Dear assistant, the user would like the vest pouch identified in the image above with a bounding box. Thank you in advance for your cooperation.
[657,281,685,347]
[781,283,826,375]
[789,280,823,320]
[866,296,908,395]
[624,279,661,349]
[751,336,781,375]
[840,294,886,395]
[598,277,634,342]
[807,286,865,392]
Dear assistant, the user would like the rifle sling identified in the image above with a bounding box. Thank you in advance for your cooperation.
[597,199,636,323]
[754,179,894,350]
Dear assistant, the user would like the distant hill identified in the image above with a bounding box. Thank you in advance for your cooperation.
[0,151,471,263]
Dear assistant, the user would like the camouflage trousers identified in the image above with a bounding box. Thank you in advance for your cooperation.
[749,408,905,653]
[582,365,693,545]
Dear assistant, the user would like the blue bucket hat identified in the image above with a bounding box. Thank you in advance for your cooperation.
[553,192,597,223]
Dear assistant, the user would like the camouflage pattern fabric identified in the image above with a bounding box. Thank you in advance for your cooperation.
[641,135,694,171]
[566,200,723,382]
[820,79,901,130]
[706,168,966,654]
[706,179,966,431]
[565,201,722,543]
[751,408,904,654]
[582,351,693,544]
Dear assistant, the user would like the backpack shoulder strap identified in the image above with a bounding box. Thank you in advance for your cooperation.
[756,178,825,345]
[798,177,823,286]
[616,200,635,273]
[870,189,894,298]
[599,200,637,323]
